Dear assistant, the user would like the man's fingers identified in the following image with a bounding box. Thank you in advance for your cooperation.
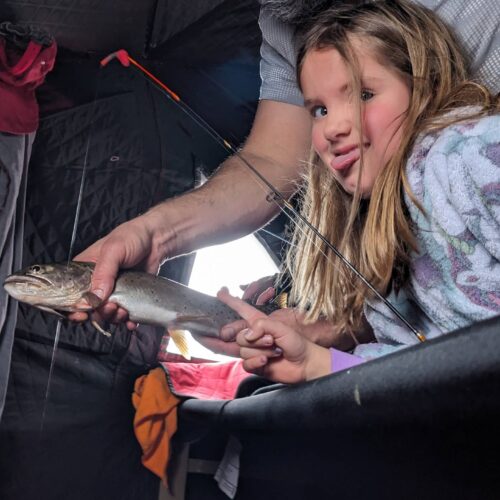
[91,252,120,301]
[255,287,275,305]
[241,282,259,301]
[240,275,276,302]
[95,302,118,320]
[67,311,89,322]
[74,238,119,301]
[126,320,138,331]
[113,307,130,323]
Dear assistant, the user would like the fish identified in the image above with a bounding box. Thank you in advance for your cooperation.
[3,261,286,359]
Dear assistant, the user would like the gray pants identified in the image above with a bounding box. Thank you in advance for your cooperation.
[0,132,35,421]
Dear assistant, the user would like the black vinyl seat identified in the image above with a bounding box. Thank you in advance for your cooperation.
[176,315,500,500]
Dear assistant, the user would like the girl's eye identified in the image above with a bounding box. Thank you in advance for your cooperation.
[311,105,327,118]
[361,90,374,101]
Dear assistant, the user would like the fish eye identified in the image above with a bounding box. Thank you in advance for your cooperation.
[30,265,41,273]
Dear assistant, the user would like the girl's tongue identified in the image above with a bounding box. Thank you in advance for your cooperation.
[330,147,360,172]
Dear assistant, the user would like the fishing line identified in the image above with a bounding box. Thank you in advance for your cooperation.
[259,227,297,248]
[40,321,61,431]
[111,55,353,284]
[100,50,425,343]
[41,67,105,432]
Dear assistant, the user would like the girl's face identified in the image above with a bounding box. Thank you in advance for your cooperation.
[300,42,411,198]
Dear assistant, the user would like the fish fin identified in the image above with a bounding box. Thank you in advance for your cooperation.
[275,292,289,309]
[91,320,112,337]
[36,305,66,319]
[169,329,191,360]
[82,291,103,309]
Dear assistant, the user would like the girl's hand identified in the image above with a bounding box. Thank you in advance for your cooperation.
[219,275,276,342]
[217,288,331,383]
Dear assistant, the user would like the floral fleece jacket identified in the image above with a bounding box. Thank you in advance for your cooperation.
[356,111,500,359]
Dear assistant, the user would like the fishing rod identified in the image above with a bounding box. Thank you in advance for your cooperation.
[100,49,426,343]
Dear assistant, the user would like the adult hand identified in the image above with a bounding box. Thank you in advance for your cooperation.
[70,213,167,329]
[240,274,278,304]
[217,288,331,383]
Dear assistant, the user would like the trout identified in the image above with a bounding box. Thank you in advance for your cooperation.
[3,261,285,359]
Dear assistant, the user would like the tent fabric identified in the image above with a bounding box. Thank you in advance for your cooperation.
[0,2,266,498]
[0,1,153,55]
[0,132,34,419]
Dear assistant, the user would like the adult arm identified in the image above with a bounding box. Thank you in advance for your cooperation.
[72,100,311,323]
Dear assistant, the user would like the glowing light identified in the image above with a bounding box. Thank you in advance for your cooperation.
[167,234,279,361]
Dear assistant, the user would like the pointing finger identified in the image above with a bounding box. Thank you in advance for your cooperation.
[217,288,267,322]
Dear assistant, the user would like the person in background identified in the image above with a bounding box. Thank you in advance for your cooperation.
[217,0,500,381]
[72,0,500,355]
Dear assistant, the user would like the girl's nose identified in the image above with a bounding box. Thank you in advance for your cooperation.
[323,107,351,141]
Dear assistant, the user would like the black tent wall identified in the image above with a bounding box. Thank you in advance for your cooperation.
[0,2,264,498]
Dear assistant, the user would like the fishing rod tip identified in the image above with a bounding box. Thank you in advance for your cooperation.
[100,49,130,68]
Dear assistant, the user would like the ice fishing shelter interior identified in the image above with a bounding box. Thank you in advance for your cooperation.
[0,1,499,499]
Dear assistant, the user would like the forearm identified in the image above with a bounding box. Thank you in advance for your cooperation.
[144,100,311,261]
[304,345,365,381]
[145,151,300,258]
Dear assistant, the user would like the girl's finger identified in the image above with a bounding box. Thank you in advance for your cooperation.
[217,287,267,322]
[236,330,275,347]
[243,318,307,361]
[240,346,282,361]
[242,355,269,373]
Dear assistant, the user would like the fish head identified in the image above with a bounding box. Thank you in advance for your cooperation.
[3,261,95,312]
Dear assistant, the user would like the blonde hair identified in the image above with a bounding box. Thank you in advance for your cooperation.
[286,0,499,336]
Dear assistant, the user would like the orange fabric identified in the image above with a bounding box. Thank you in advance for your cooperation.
[132,367,180,484]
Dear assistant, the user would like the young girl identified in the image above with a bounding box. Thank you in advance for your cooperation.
[218,0,500,383]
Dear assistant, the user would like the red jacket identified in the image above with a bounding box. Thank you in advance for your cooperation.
[0,38,56,134]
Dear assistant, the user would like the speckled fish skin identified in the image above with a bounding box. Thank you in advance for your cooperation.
[3,261,273,338]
